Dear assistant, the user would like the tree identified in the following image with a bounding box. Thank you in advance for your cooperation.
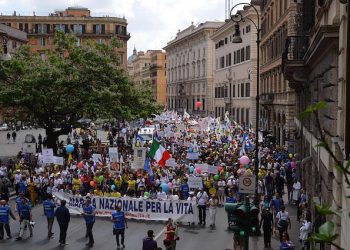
[0,32,161,154]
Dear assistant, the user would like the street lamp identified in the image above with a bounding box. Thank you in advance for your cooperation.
[230,0,261,232]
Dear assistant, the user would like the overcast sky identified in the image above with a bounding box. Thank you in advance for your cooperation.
[0,0,242,56]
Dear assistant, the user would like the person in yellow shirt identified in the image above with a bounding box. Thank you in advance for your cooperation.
[114,177,123,191]
[93,187,103,196]
[110,191,121,198]
[127,178,136,197]
[72,175,81,191]
[28,177,37,206]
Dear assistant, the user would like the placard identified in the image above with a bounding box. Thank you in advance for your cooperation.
[132,147,147,169]
[92,154,102,164]
[109,147,119,163]
[207,165,218,174]
[165,158,177,167]
[53,156,64,166]
[42,148,54,164]
[187,176,203,189]
[194,163,208,172]
[187,152,199,160]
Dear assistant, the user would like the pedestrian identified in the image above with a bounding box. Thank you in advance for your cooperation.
[111,204,127,249]
[16,197,33,241]
[208,194,218,229]
[270,192,284,233]
[55,200,70,246]
[164,218,177,250]
[0,200,16,240]
[260,207,273,248]
[217,177,226,206]
[299,214,312,250]
[142,230,158,250]
[82,197,95,247]
[6,132,10,144]
[14,170,21,196]
[276,205,291,241]
[280,232,295,250]
[12,131,17,143]
[292,179,301,204]
[196,188,208,225]
[0,174,10,201]
[43,193,56,239]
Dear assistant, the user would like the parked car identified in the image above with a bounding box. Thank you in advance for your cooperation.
[0,123,9,131]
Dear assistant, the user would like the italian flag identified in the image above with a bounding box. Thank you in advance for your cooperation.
[149,140,171,167]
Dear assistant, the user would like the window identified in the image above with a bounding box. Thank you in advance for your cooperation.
[245,82,250,97]
[220,56,225,68]
[241,83,245,97]
[246,25,251,33]
[245,109,250,125]
[24,23,28,33]
[241,108,245,124]
[237,108,240,123]
[225,37,228,44]
[39,37,46,46]
[234,51,237,64]
[241,48,245,62]
[19,23,23,31]
[232,84,236,97]
[237,50,241,63]
[246,46,251,60]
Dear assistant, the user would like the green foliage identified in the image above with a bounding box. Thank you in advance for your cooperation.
[299,101,327,120]
[315,204,336,216]
[310,222,339,244]
[0,31,160,150]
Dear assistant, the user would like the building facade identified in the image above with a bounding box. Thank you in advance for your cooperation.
[0,23,27,122]
[260,0,296,148]
[128,50,167,106]
[282,0,349,249]
[0,6,130,67]
[164,22,224,115]
[211,4,260,126]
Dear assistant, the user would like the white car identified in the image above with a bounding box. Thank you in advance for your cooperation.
[0,123,8,131]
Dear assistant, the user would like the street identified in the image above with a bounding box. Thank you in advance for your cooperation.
[2,199,300,250]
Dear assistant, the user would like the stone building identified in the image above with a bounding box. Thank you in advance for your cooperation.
[0,6,130,68]
[211,4,260,126]
[128,50,167,106]
[164,21,224,115]
[260,0,296,148]
[282,0,349,249]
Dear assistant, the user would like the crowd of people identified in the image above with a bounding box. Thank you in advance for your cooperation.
[0,112,312,250]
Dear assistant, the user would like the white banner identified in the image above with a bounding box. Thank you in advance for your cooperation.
[53,192,197,223]
[92,154,102,164]
[165,158,177,167]
[194,163,208,172]
[132,147,147,169]
[207,165,218,174]
[187,152,199,160]
[187,176,203,189]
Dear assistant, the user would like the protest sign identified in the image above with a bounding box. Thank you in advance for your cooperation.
[207,165,218,174]
[194,163,208,172]
[165,158,177,167]
[187,152,199,160]
[109,147,119,163]
[187,177,203,189]
[42,148,54,164]
[53,156,64,166]
[132,147,147,169]
[53,192,197,223]
[92,154,102,164]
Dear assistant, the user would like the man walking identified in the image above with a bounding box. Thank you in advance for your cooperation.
[111,204,127,249]
[55,200,70,246]
[43,194,56,239]
[142,230,158,250]
[82,197,95,247]
[0,200,16,240]
[6,132,10,144]
[260,207,274,248]
[196,188,209,226]
[11,131,17,143]
[16,197,33,241]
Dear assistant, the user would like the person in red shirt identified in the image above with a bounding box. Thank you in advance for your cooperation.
[164,218,178,250]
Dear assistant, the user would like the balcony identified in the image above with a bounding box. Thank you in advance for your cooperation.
[260,93,274,106]
[282,36,309,90]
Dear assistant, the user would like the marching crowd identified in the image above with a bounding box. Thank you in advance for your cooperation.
[0,114,312,250]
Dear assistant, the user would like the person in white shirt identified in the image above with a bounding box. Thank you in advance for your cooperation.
[196,188,209,225]
[299,215,312,250]
[14,171,22,195]
[217,179,226,206]
[172,176,181,194]
[208,195,218,228]
[292,179,301,204]
[276,205,291,241]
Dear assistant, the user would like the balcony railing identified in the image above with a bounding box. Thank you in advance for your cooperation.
[260,93,274,105]
[282,36,309,62]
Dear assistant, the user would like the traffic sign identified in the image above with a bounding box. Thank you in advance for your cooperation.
[238,175,256,194]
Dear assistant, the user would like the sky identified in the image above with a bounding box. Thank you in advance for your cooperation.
[0,0,242,57]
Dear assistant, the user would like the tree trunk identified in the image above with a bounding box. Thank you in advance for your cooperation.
[46,128,58,155]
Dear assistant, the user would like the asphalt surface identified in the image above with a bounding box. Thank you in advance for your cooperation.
[1,198,301,250]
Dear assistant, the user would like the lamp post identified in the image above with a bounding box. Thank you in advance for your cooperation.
[230,2,261,207]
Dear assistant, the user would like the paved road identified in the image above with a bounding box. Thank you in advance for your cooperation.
[0,129,110,159]
[2,199,301,250]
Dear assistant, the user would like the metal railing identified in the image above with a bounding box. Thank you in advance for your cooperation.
[283,36,309,61]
